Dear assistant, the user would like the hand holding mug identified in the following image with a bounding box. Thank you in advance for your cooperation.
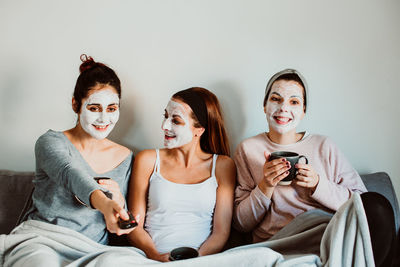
[269,151,308,185]
[293,163,319,192]
[258,152,291,197]
[169,247,199,261]
[262,151,291,186]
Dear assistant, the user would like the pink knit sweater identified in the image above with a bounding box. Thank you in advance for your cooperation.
[233,132,367,242]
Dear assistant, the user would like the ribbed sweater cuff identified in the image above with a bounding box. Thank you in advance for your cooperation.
[311,174,330,204]
[253,185,272,209]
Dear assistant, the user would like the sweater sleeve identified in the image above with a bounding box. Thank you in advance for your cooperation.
[35,132,104,207]
[233,142,271,232]
[311,137,367,211]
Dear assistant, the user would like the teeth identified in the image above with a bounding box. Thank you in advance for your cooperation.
[94,125,108,129]
[275,116,291,122]
[165,132,176,138]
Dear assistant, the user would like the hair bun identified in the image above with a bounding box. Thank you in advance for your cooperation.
[79,54,96,73]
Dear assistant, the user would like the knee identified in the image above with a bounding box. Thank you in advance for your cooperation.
[361,192,396,267]
[361,192,395,224]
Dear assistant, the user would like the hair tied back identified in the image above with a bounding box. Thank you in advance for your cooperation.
[79,54,96,73]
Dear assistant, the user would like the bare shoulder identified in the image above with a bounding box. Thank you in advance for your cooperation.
[215,155,236,184]
[135,149,156,162]
[133,149,157,170]
[216,155,235,169]
[129,150,157,186]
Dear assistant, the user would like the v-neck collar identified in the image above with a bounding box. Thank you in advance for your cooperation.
[58,130,132,176]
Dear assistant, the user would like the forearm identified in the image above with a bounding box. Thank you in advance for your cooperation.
[90,189,112,212]
[37,145,101,206]
[35,133,112,207]
[128,228,161,259]
[198,231,230,256]
[233,186,271,232]
[257,179,275,199]
[65,166,103,205]
[312,174,358,210]
[313,138,368,210]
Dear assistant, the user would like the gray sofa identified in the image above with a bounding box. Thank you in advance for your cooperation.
[1,170,399,264]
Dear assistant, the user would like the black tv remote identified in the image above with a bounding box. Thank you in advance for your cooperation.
[118,211,138,229]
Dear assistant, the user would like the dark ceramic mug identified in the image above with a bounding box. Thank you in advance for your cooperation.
[269,151,308,185]
[169,247,199,261]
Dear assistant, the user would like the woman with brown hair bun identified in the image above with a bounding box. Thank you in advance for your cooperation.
[127,87,236,262]
[3,54,138,267]
[29,54,137,239]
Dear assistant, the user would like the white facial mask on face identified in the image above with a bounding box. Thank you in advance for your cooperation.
[161,100,193,148]
[265,81,304,134]
[79,89,120,140]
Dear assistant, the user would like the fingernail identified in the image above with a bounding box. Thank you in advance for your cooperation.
[282,158,286,162]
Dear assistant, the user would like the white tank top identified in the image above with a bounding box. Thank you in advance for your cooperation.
[144,149,218,254]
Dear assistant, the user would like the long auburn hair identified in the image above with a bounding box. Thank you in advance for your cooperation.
[173,87,230,156]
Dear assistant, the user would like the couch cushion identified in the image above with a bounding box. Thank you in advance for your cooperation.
[0,170,34,234]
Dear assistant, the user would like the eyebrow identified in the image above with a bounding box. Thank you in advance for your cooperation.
[87,103,119,106]
[270,92,302,99]
[270,92,282,97]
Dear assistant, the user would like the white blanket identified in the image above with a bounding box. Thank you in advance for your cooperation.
[0,194,374,267]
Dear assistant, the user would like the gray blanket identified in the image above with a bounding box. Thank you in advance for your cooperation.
[0,194,374,267]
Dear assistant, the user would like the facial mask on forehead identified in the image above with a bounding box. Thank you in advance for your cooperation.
[265,82,304,134]
[161,100,193,148]
[80,89,120,140]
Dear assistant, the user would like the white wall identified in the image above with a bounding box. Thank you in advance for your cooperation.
[1,0,399,202]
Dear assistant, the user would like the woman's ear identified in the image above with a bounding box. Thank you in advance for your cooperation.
[72,98,79,113]
[194,127,205,138]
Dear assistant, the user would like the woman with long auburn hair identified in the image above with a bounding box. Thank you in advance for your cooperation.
[127,87,236,262]
[180,87,230,156]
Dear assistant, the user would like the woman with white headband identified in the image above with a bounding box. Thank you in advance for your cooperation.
[127,87,236,262]
[233,69,396,266]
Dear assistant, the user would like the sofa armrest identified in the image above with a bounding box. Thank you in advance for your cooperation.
[0,170,34,234]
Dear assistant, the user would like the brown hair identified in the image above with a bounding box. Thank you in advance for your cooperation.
[73,54,121,113]
[173,87,230,156]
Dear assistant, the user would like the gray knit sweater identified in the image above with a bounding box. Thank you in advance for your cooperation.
[26,130,133,244]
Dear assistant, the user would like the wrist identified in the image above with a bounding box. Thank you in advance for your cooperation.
[310,175,320,194]
[90,190,108,211]
[146,250,163,261]
[258,180,274,198]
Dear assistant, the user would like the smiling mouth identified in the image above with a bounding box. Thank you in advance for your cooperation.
[273,116,292,125]
[93,125,109,131]
[164,132,176,140]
